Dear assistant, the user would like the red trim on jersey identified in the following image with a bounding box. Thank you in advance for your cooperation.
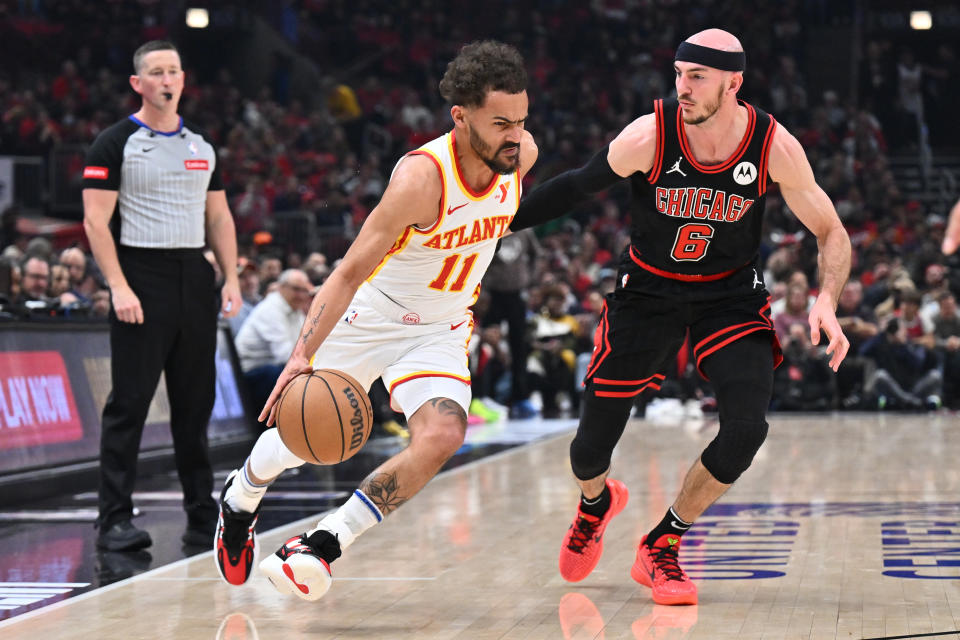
[697,326,771,372]
[406,150,446,234]
[694,319,770,353]
[758,116,778,197]
[584,301,612,381]
[595,381,662,398]
[692,297,781,378]
[366,226,413,281]
[647,99,665,184]
[450,130,498,198]
[677,101,756,174]
[592,373,665,386]
[629,246,743,282]
[388,372,471,408]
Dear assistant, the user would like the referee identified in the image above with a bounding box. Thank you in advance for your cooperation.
[82,41,242,551]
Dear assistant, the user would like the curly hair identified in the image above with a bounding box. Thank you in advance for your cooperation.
[438,40,527,108]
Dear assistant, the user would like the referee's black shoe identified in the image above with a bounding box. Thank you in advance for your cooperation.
[96,520,152,551]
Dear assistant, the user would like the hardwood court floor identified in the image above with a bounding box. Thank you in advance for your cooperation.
[1,413,959,640]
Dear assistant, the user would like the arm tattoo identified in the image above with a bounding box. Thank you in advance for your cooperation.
[300,302,326,345]
[359,470,407,515]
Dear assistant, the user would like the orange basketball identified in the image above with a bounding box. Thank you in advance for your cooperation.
[275,369,373,465]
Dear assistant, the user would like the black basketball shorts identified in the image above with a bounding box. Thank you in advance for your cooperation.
[583,288,783,399]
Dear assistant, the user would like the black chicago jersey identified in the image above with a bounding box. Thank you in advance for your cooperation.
[626,98,777,284]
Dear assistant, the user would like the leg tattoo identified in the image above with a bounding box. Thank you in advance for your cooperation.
[360,470,407,515]
[427,398,468,426]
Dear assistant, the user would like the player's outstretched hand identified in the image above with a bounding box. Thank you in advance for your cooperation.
[259,355,313,426]
[808,295,850,372]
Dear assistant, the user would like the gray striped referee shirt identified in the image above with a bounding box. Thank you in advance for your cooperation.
[82,115,223,248]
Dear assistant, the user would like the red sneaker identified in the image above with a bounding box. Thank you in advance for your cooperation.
[558,479,628,582]
[214,470,260,586]
[259,529,341,601]
[631,534,698,605]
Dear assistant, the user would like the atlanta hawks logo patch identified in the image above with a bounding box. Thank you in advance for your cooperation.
[733,161,758,185]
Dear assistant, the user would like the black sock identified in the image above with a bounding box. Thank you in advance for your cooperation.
[645,507,692,547]
[579,485,611,518]
[305,529,343,564]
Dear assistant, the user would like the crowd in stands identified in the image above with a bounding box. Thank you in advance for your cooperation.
[1,1,959,423]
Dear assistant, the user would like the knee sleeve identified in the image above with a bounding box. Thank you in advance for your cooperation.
[700,417,769,483]
[700,333,774,484]
[569,386,634,480]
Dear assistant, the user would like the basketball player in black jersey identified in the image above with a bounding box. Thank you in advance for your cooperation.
[510,29,851,605]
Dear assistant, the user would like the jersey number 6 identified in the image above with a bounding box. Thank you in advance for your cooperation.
[671,223,714,262]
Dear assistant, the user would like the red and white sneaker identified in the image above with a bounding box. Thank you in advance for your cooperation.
[214,470,260,586]
[558,478,629,582]
[631,534,698,605]
[259,529,342,601]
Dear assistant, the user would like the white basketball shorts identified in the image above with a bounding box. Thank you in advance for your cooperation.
[311,283,473,418]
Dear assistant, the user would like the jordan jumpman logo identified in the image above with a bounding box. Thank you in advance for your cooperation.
[666,156,687,177]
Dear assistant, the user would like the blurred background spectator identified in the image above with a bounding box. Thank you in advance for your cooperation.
[234,268,313,414]
[1,0,958,419]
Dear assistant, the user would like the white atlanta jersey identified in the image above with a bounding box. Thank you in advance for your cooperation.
[363,130,521,323]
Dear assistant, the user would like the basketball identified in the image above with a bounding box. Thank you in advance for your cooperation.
[275,369,373,465]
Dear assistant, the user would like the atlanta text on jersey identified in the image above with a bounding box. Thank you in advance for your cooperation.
[421,214,513,250]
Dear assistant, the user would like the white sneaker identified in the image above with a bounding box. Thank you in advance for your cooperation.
[259,530,341,601]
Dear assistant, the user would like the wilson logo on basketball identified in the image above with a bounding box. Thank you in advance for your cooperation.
[342,386,366,450]
[184,159,209,170]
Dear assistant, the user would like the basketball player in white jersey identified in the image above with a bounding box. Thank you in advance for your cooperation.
[214,41,538,601]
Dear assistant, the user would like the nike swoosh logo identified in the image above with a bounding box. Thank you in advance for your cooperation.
[450,320,467,330]
[670,521,690,529]
[447,203,468,216]
[142,147,156,152]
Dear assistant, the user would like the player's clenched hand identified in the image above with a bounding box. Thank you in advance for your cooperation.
[259,355,313,426]
[808,295,849,372]
[111,284,144,324]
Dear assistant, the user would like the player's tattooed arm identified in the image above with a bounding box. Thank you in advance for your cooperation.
[300,302,326,346]
[360,471,407,515]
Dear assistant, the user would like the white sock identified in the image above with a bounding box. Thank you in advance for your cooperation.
[225,429,305,513]
[224,460,269,513]
[309,490,383,550]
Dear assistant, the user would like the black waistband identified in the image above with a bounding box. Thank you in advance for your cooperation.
[118,245,204,258]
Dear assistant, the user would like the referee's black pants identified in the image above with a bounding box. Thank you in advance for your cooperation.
[98,247,219,532]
